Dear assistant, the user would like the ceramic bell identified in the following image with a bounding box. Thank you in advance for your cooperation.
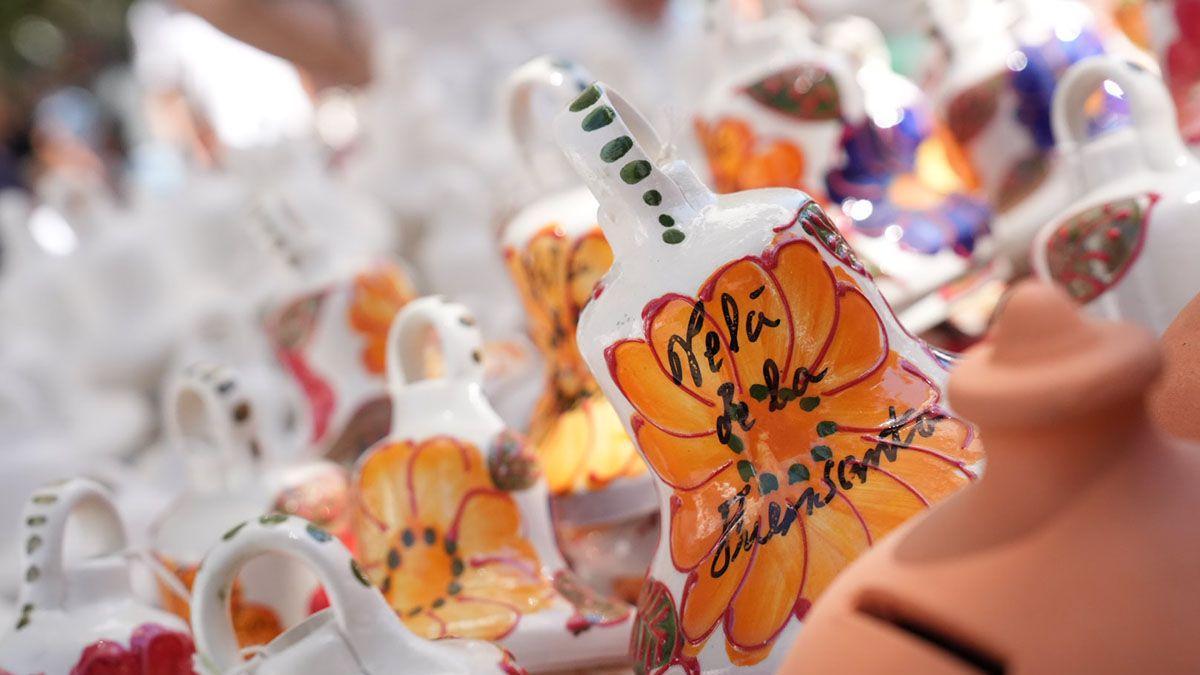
[501,56,656,599]
[0,479,195,674]
[1145,0,1200,144]
[693,7,862,202]
[554,81,985,672]
[257,196,419,463]
[190,515,524,675]
[1032,56,1200,334]
[780,280,1200,673]
[151,363,337,649]
[930,0,1120,266]
[352,297,632,672]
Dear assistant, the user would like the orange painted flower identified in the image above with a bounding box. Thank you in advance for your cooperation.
[695,117,807,194]
[506,225,646,494]
[354,436,555,640]
[606,231,982,665]
[347,263,418,375]
[157,559,283,649]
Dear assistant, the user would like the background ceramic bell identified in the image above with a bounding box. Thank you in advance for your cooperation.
[352,296,633,672]
[1141,0,1200,145]
[191,515,523,675]
[150,362,330,650]
[555,80,984,672]
[779,280,1199,674]
[501,55,656,601]
[0,478,195,674]
[1032,55,1200,334]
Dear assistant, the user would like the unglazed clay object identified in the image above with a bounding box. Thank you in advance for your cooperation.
[191,514,523,675]
[1150,291,1200,441]
[778,280,1200,674]
[555,82,983,672]
[1032,56,1200,334]
[0,479,194,674]
[352,297,632,672]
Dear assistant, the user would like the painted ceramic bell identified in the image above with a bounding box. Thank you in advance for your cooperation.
[191,515,523,675]
[1032,56,1200,334]
[554,82,984,672]
[352,297,632,672]
[930,0,1121,266]
[693,7,862,202]
[151,363,337,650]
[257,197,418,463]
[779,281,1200,674]
[0,479,195,674]
[1144,0,1200,145]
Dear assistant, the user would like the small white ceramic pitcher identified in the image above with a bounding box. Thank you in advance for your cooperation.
[1033,55,1200,334]
[0,479,194,674]
[191,515,522,675]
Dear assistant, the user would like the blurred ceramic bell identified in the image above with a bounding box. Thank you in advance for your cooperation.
[1143,0,1200,145]
[0,479,195,674]
[190,515,524,675]
[352,297,633,672]
[779,281,1199,674]
[555,80,984,672]
[501,56,656,599]
[1032,56,1200,334]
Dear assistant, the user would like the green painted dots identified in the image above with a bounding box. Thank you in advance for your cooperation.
[569,84,600,112]
[643,190,662,205]
[600,136,633,163]
[662,229,685,245]
[581,106,615,131]
[659,215,674,227]
[620,160,652,184]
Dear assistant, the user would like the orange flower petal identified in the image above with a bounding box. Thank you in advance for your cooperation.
[725,525,805,649]
[727,641,777,668]
[835,462,930,543]
[767,241,837,373]
[818,353,939,431]
[816,286,887,394]
[635,417,733,491]
[798,491,871,603]
[645,295,740,404]
[402,610,448,640]
[583,397,646,488]
[410,437,488,531]
[608,339,717,437]
[355,441,419,530]
[567,231,612,310]
[452,489,539,564]
[669,465,750,571]
[535,400,593,494]
[458,559,554,616]
[430,595,522,641]
[679,534,755,643]
[699,259,793,395]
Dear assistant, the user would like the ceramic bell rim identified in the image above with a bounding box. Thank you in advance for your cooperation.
[1049,55,1192,192]
[191,515,495,674]
[164,362,264,493]
[949,281,1159,429]
[16,478,131,614]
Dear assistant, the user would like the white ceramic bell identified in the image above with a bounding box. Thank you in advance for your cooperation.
[1033,55,1200,334]
[0,479,194,674]
[191,515,522,675]
[352,297,633,672]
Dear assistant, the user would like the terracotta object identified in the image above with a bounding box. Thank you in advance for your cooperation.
[191,515,524,675]
[351,297,632,672]
[1032,55,1200,335]
[779,280,1200,674]
[555,81,983,672]
[1150,291,1200,441]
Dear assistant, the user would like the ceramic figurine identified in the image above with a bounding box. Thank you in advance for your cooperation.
[554,82,984,672]
[780,280,1200,674]
[693,8,862,202]
[352,297,632,672]
[151,363,340,649]
[930,0,1122,267]
[191,514,524,674]
[258,195,419,463]
[501,57,656,599]
[1032,56,1200,334]
[0,479,195,674]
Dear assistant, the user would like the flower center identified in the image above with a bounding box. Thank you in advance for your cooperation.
[384,524,465,616]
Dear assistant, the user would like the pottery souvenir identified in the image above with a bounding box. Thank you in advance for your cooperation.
[190,515,523,675]
[151,363,337,649]
[693,7,863,202]
[1032,56,1200,334]
[930,0,1122,266]
[1147,0,1200,145]
[779,281,1200,674]
[352,297,632,672]
[501,56,655,595]
[257,195,418,463]
[554,82,985,672]
[0,479,195,674]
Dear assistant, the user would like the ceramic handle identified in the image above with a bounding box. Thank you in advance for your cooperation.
[18,478,127,610]
[503,55,594,191]
[553,82,711,255]
[165,363,262,489]
[191,516,402,673]
[1051,56,1190,175]
[249,190,317,272]
[386,296,485,389]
